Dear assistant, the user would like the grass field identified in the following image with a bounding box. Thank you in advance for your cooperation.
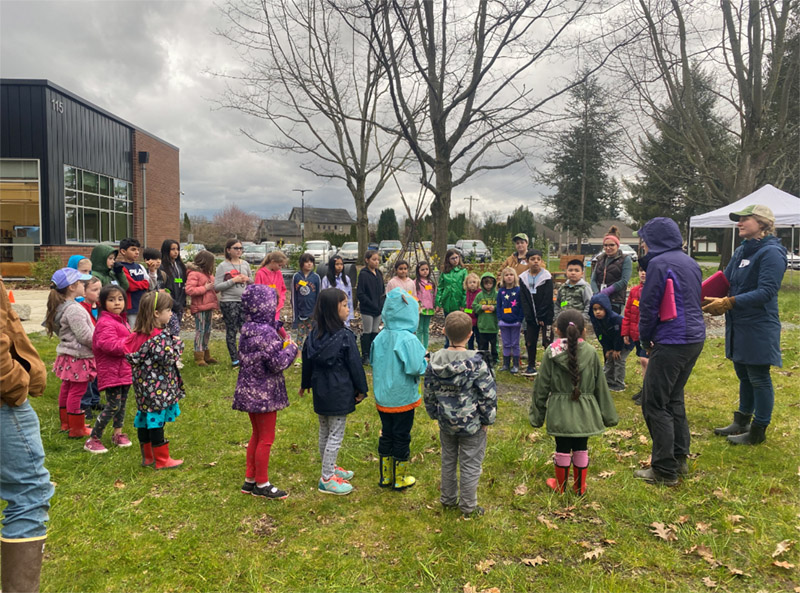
[14,277,800,592]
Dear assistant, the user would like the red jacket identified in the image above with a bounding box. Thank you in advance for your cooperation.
[80,300,98,325]
[92,311,132,391]
[185,269,219,314]
[621,284,642,342]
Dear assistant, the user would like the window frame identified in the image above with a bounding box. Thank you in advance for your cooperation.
[64,164,132,245]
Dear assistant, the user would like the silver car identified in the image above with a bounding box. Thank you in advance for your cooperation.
[305,240,335,264]
[337,241,359,263]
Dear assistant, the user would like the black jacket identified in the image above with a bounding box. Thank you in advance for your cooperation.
[520,276,554,325]
[301,327,369,416]
[357,268,385,317]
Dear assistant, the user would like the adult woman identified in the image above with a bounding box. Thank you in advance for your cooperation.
[160,239,187,336]
[215,239,254,367]
[705,205,786,445]
[590,226,632,314]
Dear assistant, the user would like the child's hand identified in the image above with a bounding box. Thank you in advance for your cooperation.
[355,393,366,403]
[205,281,214,291]
[481,424,489,432]
[298,388,305,397]
[611,350,621,360]
[233,274,248,284]
[147,260,159,272]
[623,336,631,346]
[604,350,611,360]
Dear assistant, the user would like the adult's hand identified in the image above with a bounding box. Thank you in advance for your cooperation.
[702,296,735,316]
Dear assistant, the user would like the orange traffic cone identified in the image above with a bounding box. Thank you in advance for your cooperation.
[7,290,14,303]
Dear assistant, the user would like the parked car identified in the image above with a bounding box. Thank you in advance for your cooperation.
[280,243,301,255]
[305,240,335,264]
[368,242,380,252]
[455,239,492,263]
[180,242,206,261]
[337,241,359,263]
[787,252,800,270]
[590,243,639,264]
[378,239,402,262]
[242,243,273,265]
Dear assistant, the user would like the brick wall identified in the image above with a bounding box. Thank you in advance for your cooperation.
[132,131,181,250]
[40,245,93,265]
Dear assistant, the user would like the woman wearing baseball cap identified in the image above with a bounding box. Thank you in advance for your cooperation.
[703,204,787,445]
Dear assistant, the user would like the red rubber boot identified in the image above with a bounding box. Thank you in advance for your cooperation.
[153,442,183,470]
[67,412,91,438]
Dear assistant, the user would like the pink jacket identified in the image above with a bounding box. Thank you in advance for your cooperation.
[185,269,219,314]
[92,311,132,391]
[255,267,287,319]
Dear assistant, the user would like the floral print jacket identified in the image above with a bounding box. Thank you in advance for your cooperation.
[126,331,186,413]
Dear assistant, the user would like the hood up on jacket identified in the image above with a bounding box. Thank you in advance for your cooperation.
[241,284,280,331]
[589,293,620,332]
[90,244,118,275]
[637,217,683,270]
[303,327,350,367]
[382,287,419,333]
[67,254,84,269]
[480,271,496,291]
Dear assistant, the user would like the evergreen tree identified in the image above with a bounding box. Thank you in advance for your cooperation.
[506,205,536,240]
[376,208,400,242]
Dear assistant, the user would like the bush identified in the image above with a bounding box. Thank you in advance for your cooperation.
[30,255,64,287]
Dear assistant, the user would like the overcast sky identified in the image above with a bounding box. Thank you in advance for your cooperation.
[1,0,563,223]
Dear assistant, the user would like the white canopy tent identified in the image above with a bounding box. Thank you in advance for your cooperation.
[688,184,800,258]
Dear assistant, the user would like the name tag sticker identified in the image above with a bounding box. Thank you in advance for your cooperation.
[425,285,433,290]
[268,284,276,288]
[464,308,473,314]
[560,300,568,307]
[504,308,512,314]
[739,259,750,268]
[633,299,639,307]
[174,278,183,283]
[298,280,307,286]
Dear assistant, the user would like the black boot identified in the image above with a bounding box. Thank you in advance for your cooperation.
[360,334,370,365]
[714,411,752,436]
[501,356,510,372]
[727,422,767,445]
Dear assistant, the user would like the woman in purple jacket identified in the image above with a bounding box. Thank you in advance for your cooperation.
[233,284,299,500]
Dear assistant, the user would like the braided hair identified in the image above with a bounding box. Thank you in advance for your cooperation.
[556,309,584,401]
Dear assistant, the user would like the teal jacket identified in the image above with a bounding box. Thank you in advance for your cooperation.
[371,288,428,412]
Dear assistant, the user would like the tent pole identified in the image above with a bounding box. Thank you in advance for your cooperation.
[792,226,796,287]
[688,227,693,258]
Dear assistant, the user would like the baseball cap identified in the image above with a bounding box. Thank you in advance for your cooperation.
[729,204,775,223]
[512,233,529,243]
[51,267,92,289]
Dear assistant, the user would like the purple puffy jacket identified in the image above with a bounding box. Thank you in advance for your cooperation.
[92,310,132,391]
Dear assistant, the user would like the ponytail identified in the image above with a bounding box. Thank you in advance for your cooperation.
[44,288,68,337]
[556,309,584,401]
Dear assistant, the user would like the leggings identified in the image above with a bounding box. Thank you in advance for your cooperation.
[318,415,347,479]
[361,314,381,334]
[59,380,89,414]
[499,324,521,357]
[247,412,277,484]
[194,310,212,352]
[91,385,130,439]
[167,306,183,336]
[220,301,244,361]
[137,426,166,447]
[416,314,432,349]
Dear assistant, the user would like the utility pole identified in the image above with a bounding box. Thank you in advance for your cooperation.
[464,195,479,234]
[293,189,312,243]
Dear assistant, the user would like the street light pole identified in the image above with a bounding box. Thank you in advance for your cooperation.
[293,189,312,243]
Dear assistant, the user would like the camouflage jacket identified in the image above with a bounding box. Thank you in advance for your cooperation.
[423,350,497,436]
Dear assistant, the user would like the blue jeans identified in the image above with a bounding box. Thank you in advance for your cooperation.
[0,401,54,540]
[733,362,774,426]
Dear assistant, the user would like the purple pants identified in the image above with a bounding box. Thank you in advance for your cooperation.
[499,324,521,356]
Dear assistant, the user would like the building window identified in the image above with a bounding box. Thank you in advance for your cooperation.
[64,165,132,243]
[0,159,41,263]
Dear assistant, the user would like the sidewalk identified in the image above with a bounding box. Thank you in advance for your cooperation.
[10,288,49,334]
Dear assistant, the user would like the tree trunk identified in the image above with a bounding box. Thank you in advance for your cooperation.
[430,164,453,270]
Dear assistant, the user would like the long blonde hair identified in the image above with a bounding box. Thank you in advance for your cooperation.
[133,291,174,335]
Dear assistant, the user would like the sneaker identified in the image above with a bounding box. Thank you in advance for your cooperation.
[610,386,626,393]
[232,360,241,368]
[84,437,108,454]
[522,366,537,377]
[111,433,132,448]
[318,475,353,496]
[632,390,643,406]
[633,467,678,486]
[241,481,256,494]
[252,483,288,499]
[333,466,354,480]
[463,506,485,519]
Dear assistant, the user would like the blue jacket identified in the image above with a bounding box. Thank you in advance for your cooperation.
[589,293,624,353]
[637,217,705,345]
[292,271,320,323]
[724,235,786,366]
[371,288,427,412]
[496,286,524,325]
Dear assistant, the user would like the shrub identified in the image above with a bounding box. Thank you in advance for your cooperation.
[30,255,64,287]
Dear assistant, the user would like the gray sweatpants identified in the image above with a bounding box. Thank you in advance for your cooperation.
[439,428,487,514]
[318,415,347,480]
[603,348,630,391]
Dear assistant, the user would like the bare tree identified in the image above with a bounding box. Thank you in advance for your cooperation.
[216,0,408,259]
[336,0,627,263]
[213,204,260,241]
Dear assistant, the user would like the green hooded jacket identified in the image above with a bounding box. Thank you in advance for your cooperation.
[90,244,128,289]
[474,272,498,334]
[435,266,467,313]
[529,339,618,437]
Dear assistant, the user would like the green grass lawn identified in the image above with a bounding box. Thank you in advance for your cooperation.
[16,290,800,592]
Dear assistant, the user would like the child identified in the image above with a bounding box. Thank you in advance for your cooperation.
[256,250,289,321]
[496,267,524,373]
[371,288,428,490]
[320,255,353,327]
[76,258,92,275]
[44,268,95,438]
[116,238,150,327]
[84,285,133,454]
[125,291,185,469]
[78,277,102,420]
[463,272,481,349]
[519,249,554,377]
[233,284,299,499]
[554,259,593,324]
[215,239,254,367]
[589,293,631,392]
[415,261,436,349]
[90,244,128,287]
[529,310,619,495]
[185,250,219,367]
[143,247,167,291]
[356,250,385,364]
[385,259,416,298]
[160,239,187,336]
[474,272,499,366]
[300,288,369,496]
[436,249,467,348]
[292,253,321,348]
[622,267,649,405]
[424,312,496,517]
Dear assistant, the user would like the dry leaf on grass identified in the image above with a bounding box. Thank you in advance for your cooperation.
[475,559,496,573]
[131,498,144,506]
[602,539,617,546]
[521,556,547,567]
[586,501,602,510]
[690,544,721,567]
[727,514,744,524]
[464,583,477,593]
[113,479,125,489]
[677,515,690,524]
[206,461,217,467]
[773,560,795,569]
[514,484,528,496]
[638,435,649,445]
[772,539,793,557]
[638,458,652,468]
[696,522,713,534]
[650,522,678,541]
[598,470,616,479]
[583,548,604,561]
[481,589,501,593]
[537,515,559,530]
[702,576,717,588]
[526,432,540,443]
[726,565,750,577]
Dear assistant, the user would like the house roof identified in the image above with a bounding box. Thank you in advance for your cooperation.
[289,207,355,224]
[258,219,301,236]
[587,219,637,240]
